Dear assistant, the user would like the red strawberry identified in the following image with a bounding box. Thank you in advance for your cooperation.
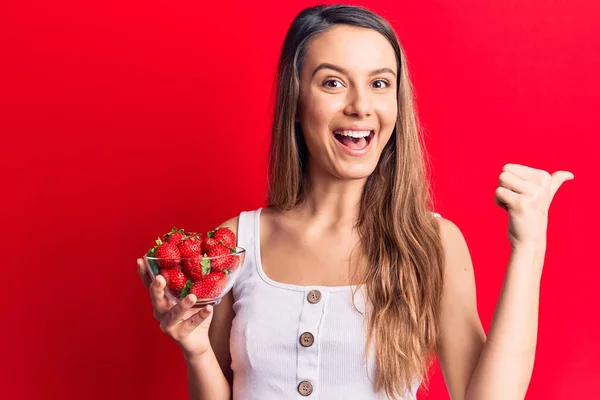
[190,271,227,298]
[183,257,211,281]
[207,244,240,272]
[212,227,236,248]
[178,237,203,257]
[201,236,219,254]
[178,238,205,280]
[159,267,187,291]
[162,227,186,246]
[154,238,181,269]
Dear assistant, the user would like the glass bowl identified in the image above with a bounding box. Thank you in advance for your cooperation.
[144,246,245,306]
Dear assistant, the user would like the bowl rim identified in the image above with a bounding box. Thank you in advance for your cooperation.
[144,246,246,261]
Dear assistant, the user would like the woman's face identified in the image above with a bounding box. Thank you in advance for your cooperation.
[297,24,398,180]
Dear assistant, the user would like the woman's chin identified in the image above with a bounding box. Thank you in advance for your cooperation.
[332,163,376,181]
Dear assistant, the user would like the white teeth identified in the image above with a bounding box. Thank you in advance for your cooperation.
[333,130,372,138]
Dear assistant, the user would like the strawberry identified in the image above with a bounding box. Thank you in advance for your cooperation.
[207,244,240,272]
[154,238,181,269]
[178,237,205,280]
[159,267,187,291]
[190,271,227,298]
[162,227,186,246]
[201,236,219,254]
[183,257,211,281]
[211,227,236,248]
[178,237,203,256]
[186,231,202,241]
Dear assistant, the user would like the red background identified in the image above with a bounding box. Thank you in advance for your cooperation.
[1,0,598,399]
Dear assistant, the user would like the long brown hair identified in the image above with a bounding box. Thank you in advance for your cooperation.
[266,5,445,399]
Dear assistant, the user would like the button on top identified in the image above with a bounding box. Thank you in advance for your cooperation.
[298,380,313,396]
[307,290,322,304]
[299,332,314,347]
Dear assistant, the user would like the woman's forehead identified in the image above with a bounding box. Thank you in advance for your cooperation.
[303,25,397,76]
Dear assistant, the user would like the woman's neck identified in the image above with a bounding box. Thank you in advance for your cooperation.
[293,167,367,229]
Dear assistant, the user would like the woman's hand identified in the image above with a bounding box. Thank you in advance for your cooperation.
[494,163,574,248]
[137,258,214,359]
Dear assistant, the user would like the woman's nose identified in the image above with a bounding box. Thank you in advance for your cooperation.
[343,87,373,118]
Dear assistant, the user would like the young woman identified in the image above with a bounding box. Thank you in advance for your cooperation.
[137,5,573,400]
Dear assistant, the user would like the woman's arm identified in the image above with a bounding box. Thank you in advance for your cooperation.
[185,341,233,400]
[437,164,573,400]
[186,290,235,400]
[464,242,544,399]
[436,218,486,399]
[436,217,544,400]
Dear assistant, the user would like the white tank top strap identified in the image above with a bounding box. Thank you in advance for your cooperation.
[236,209,257,255]
[232,209,260,299]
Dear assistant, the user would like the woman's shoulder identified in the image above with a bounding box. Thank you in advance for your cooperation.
[216,215,240,236]
[432,212,464,246]
[215,207,266,237]
[433,213,473,281]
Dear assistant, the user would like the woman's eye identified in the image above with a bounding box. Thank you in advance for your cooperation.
[323,79,343,88]
[372,79,390,89]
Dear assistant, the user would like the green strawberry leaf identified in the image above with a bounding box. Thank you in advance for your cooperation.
[155,237,164,246]
[207,230,215,238]
[149,261,159,275]
[146,247,159,274]
[224,269,231,275]
[179,279,193,299]
[146,246,157,257]
[201,258,211,275]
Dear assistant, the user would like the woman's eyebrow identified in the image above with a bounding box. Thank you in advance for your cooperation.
[311,63,396,77]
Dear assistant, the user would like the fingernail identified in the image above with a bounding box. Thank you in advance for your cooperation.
[188,294,197,305]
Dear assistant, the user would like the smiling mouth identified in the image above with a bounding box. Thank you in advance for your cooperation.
[333,130,375,151]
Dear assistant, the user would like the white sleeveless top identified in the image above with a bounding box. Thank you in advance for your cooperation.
[230,208,441,399]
